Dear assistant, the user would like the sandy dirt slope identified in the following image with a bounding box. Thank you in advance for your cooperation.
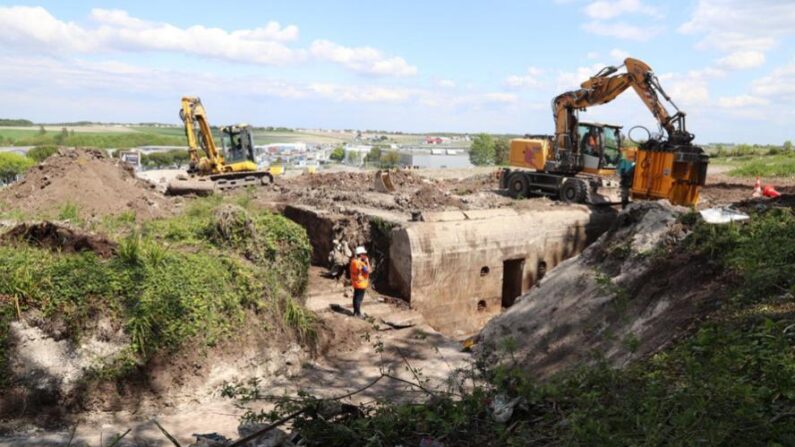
[477,201,726,378]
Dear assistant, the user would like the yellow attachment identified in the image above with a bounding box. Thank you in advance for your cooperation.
[223,160,258,173]
[509,138,549,171]
[269,165,285,176]
[632,150,704,207]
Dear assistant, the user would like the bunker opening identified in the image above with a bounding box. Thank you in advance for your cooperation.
[502,258,525,308]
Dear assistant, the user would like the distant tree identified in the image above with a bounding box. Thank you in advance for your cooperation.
[469,133,496,166]
[0,118,34,127]
[54,127,69,144]
[381,150,401,168]
[330,146,345,161]
[27,145,58,162]
[736,144,753,156]
[494,138,510,165]
[142,151,175,168]
[37,125,46,135]
[366,146,383,163]
[0,152,34,183]
[169,149,190,168]
[784,140,793,151]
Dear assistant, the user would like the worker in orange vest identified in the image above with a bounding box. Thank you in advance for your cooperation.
[349,246,372,318]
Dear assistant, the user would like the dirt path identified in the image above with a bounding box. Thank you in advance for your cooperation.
[271,267,472,401]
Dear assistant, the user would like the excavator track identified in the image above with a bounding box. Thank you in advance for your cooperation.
[166,171,273,196]
[210,171,274,191]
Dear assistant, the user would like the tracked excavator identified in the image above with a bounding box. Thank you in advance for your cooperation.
[166,97,273,195]
[499,58,708,206]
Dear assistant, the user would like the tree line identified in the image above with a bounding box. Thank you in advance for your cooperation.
[469,133,510,166]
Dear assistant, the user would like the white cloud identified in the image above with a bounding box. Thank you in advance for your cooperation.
[436,79,456,88]
[717,95,769,108]
[609,48,630,61]
[584,0,661,20]
[0,6,302,65]
[668,80,709,105]
[308,83,414,102]
[751,64,795,100]
[556,63,606,90]
[0,6,417,77]
[716,51,766,70]
[505,67,544,89]
[309,40,417,77]
[680,0,795,68]
[582,21,660,41]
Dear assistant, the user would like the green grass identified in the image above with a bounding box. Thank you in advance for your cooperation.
[0,199,314,384]
[0,128,185,148]
[728,153,795,177]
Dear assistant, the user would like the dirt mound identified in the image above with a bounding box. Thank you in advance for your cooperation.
[404,184,464,209]
[1,222,116,258]
[291,169,425,193]
[477,201,725,379]
[0,148,170,220]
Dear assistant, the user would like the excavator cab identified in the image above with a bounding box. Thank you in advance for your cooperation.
[576,122,621,174]
[221,125,257,165]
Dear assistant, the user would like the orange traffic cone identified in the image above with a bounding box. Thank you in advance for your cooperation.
[752,177,763,198]
[763,185,781,199]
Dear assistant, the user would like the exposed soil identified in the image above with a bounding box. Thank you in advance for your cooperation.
[699,171,795,209]
[0,148,172,221]
[270,168,509,215]
[477,201,727,379]
[1,221,117,258]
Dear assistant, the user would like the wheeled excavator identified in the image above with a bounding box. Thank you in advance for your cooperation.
[499,58,709,206]
[166,97,273,195]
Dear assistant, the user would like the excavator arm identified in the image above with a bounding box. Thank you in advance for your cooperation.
[179,96,224,174]
[551,58,692,170]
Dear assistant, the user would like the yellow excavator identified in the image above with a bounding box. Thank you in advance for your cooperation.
[499,58,708,206]
[166,97,273,195]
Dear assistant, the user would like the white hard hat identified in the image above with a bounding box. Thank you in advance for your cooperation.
[355,246,367,255]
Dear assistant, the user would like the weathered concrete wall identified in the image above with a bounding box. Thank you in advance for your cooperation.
[389,206,616,338]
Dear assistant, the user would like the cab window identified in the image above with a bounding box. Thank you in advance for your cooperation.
[602,128,620,168]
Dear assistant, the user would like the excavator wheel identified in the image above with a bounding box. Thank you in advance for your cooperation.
[507,173,530,198]
[560,178,587,203]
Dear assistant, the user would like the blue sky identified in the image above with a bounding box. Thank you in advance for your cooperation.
[0,0,793,144]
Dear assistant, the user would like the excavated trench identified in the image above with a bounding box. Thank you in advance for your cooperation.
[281,202,618,338]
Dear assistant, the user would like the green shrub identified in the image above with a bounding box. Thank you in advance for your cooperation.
[0,203,314,383]
[0,152,34,183]
[27,145,58,162]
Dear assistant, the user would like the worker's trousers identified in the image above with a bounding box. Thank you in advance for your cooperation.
[352,288,366,316]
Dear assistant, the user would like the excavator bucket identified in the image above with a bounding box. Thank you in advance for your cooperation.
[374,170,396,193]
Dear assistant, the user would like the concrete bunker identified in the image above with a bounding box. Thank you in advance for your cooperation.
[388,207,616,338]
[283,203,616,339]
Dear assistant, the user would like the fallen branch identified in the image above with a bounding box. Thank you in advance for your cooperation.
[152,419,182,447]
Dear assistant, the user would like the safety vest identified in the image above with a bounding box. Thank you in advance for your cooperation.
[350,258,370,290]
